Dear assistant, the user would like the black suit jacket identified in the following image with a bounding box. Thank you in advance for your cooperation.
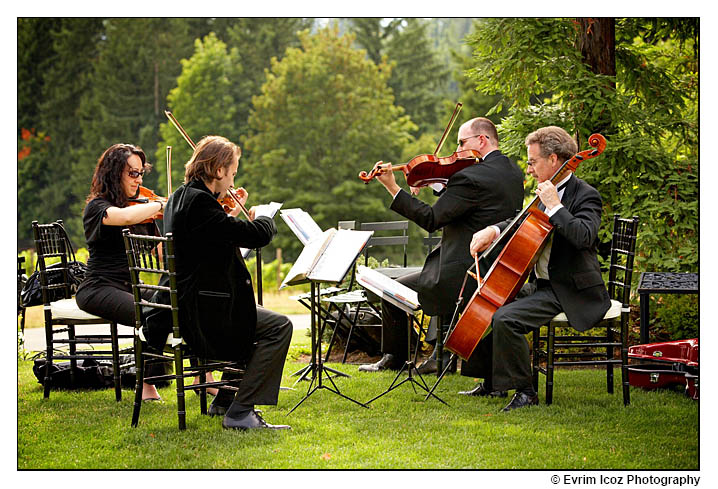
[391,150,524,316]
[150,179,276,361]
[498,175,610,331]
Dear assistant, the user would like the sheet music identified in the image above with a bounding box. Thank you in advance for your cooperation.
[356,265,420,312]
[280,229,336,288]
[308,230,374,283]
[240,201,283,258]
[280,208,324,245]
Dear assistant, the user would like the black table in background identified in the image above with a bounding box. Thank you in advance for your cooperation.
[636,272,698,344]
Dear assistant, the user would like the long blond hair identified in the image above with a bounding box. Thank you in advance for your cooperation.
[184,135,241,184]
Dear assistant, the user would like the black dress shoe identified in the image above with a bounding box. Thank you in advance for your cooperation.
[208,403,228,417]
[358,353,401,372]
[209,404,262,418]
[500,391,539,412]
[458,382,508,398]
[417,355,457,375]
[222,410,291,431]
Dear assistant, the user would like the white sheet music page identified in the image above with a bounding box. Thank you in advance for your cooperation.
[356,265,420,312]
[280,229,336,288]
[308,229,374,284]
[240,202,284,258]
[279,208,324,245]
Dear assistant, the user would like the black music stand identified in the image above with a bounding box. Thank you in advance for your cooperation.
[288,281,368,414]
[363,292,447,406]
[424,283,470,402]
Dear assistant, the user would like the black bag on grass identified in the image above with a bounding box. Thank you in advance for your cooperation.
[31,354,171,390]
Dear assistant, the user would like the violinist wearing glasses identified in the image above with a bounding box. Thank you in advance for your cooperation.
[155,135,292,431]
[76,143,171,401]
[358,118,524,375]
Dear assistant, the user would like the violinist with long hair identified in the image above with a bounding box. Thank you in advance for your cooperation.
[155,135,292,431]
[76,143,167,401]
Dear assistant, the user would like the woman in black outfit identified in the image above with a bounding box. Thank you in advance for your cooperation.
[76,143,169,401]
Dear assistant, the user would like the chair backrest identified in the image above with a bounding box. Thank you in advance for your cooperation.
[423,232,441,257]
[338,220,356,230]
[606,215,639,307]
[360,220,409,267]
[122,229,180,338]
[31,220,74,304]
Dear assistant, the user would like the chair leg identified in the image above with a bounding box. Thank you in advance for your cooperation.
[43,313,54,399]
[131,335,144,427]
[68,324,77,386]
[174,347,186,430]
[341,305,362,364]
[546,323,555,405]
[323,303,339,362]
[110,322,122,402]
[532,328,540,394]
[621,314,630,406]
[198,357,208,415]
[606,322,614,394]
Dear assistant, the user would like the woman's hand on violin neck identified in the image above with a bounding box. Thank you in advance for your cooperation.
[374,161,401,197]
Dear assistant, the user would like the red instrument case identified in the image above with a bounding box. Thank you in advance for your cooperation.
[627,338,698,400]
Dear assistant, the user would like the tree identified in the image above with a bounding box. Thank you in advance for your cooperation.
[17,18,101,244]
[242,27,416,260]
[155,33,251,192]
[225,18,313,101]
[66,18,202,244]
[465,18,698,272]
[349,18,450,135]
[17,18,61,135]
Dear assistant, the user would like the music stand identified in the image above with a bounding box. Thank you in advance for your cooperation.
[424,277,472,401]
[288,280,368,414]
[363,292,448,406]
[290,292,348,382]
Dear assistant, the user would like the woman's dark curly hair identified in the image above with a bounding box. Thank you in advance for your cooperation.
[86,143,152,207]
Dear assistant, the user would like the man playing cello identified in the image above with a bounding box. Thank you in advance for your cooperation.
[466,126,610,412]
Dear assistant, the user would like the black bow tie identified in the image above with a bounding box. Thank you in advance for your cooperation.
[556,180,569,193]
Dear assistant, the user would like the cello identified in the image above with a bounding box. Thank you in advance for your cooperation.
[444,133,607,360]
[358,102,481,188]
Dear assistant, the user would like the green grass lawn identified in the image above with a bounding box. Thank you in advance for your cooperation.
[17,326,699,470]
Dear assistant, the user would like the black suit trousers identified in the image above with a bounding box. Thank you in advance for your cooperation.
[228,306,293,407]
[462,282,562,392]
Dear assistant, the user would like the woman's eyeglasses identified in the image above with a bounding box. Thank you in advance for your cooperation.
[127,170,145,178]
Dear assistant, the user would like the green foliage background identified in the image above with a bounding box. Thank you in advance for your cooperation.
[18,17,698,276]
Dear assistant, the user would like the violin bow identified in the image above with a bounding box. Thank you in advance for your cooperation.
[163,110,251,220]
[166,145,172,196]
[433,102,463,156]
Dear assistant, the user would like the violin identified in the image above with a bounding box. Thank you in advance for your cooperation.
[164,110,252,220]
[444,133,607,360]
[358,149,480,187]
[128,186,167,223]
[218,187,250,214]
[358,102,477,188]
